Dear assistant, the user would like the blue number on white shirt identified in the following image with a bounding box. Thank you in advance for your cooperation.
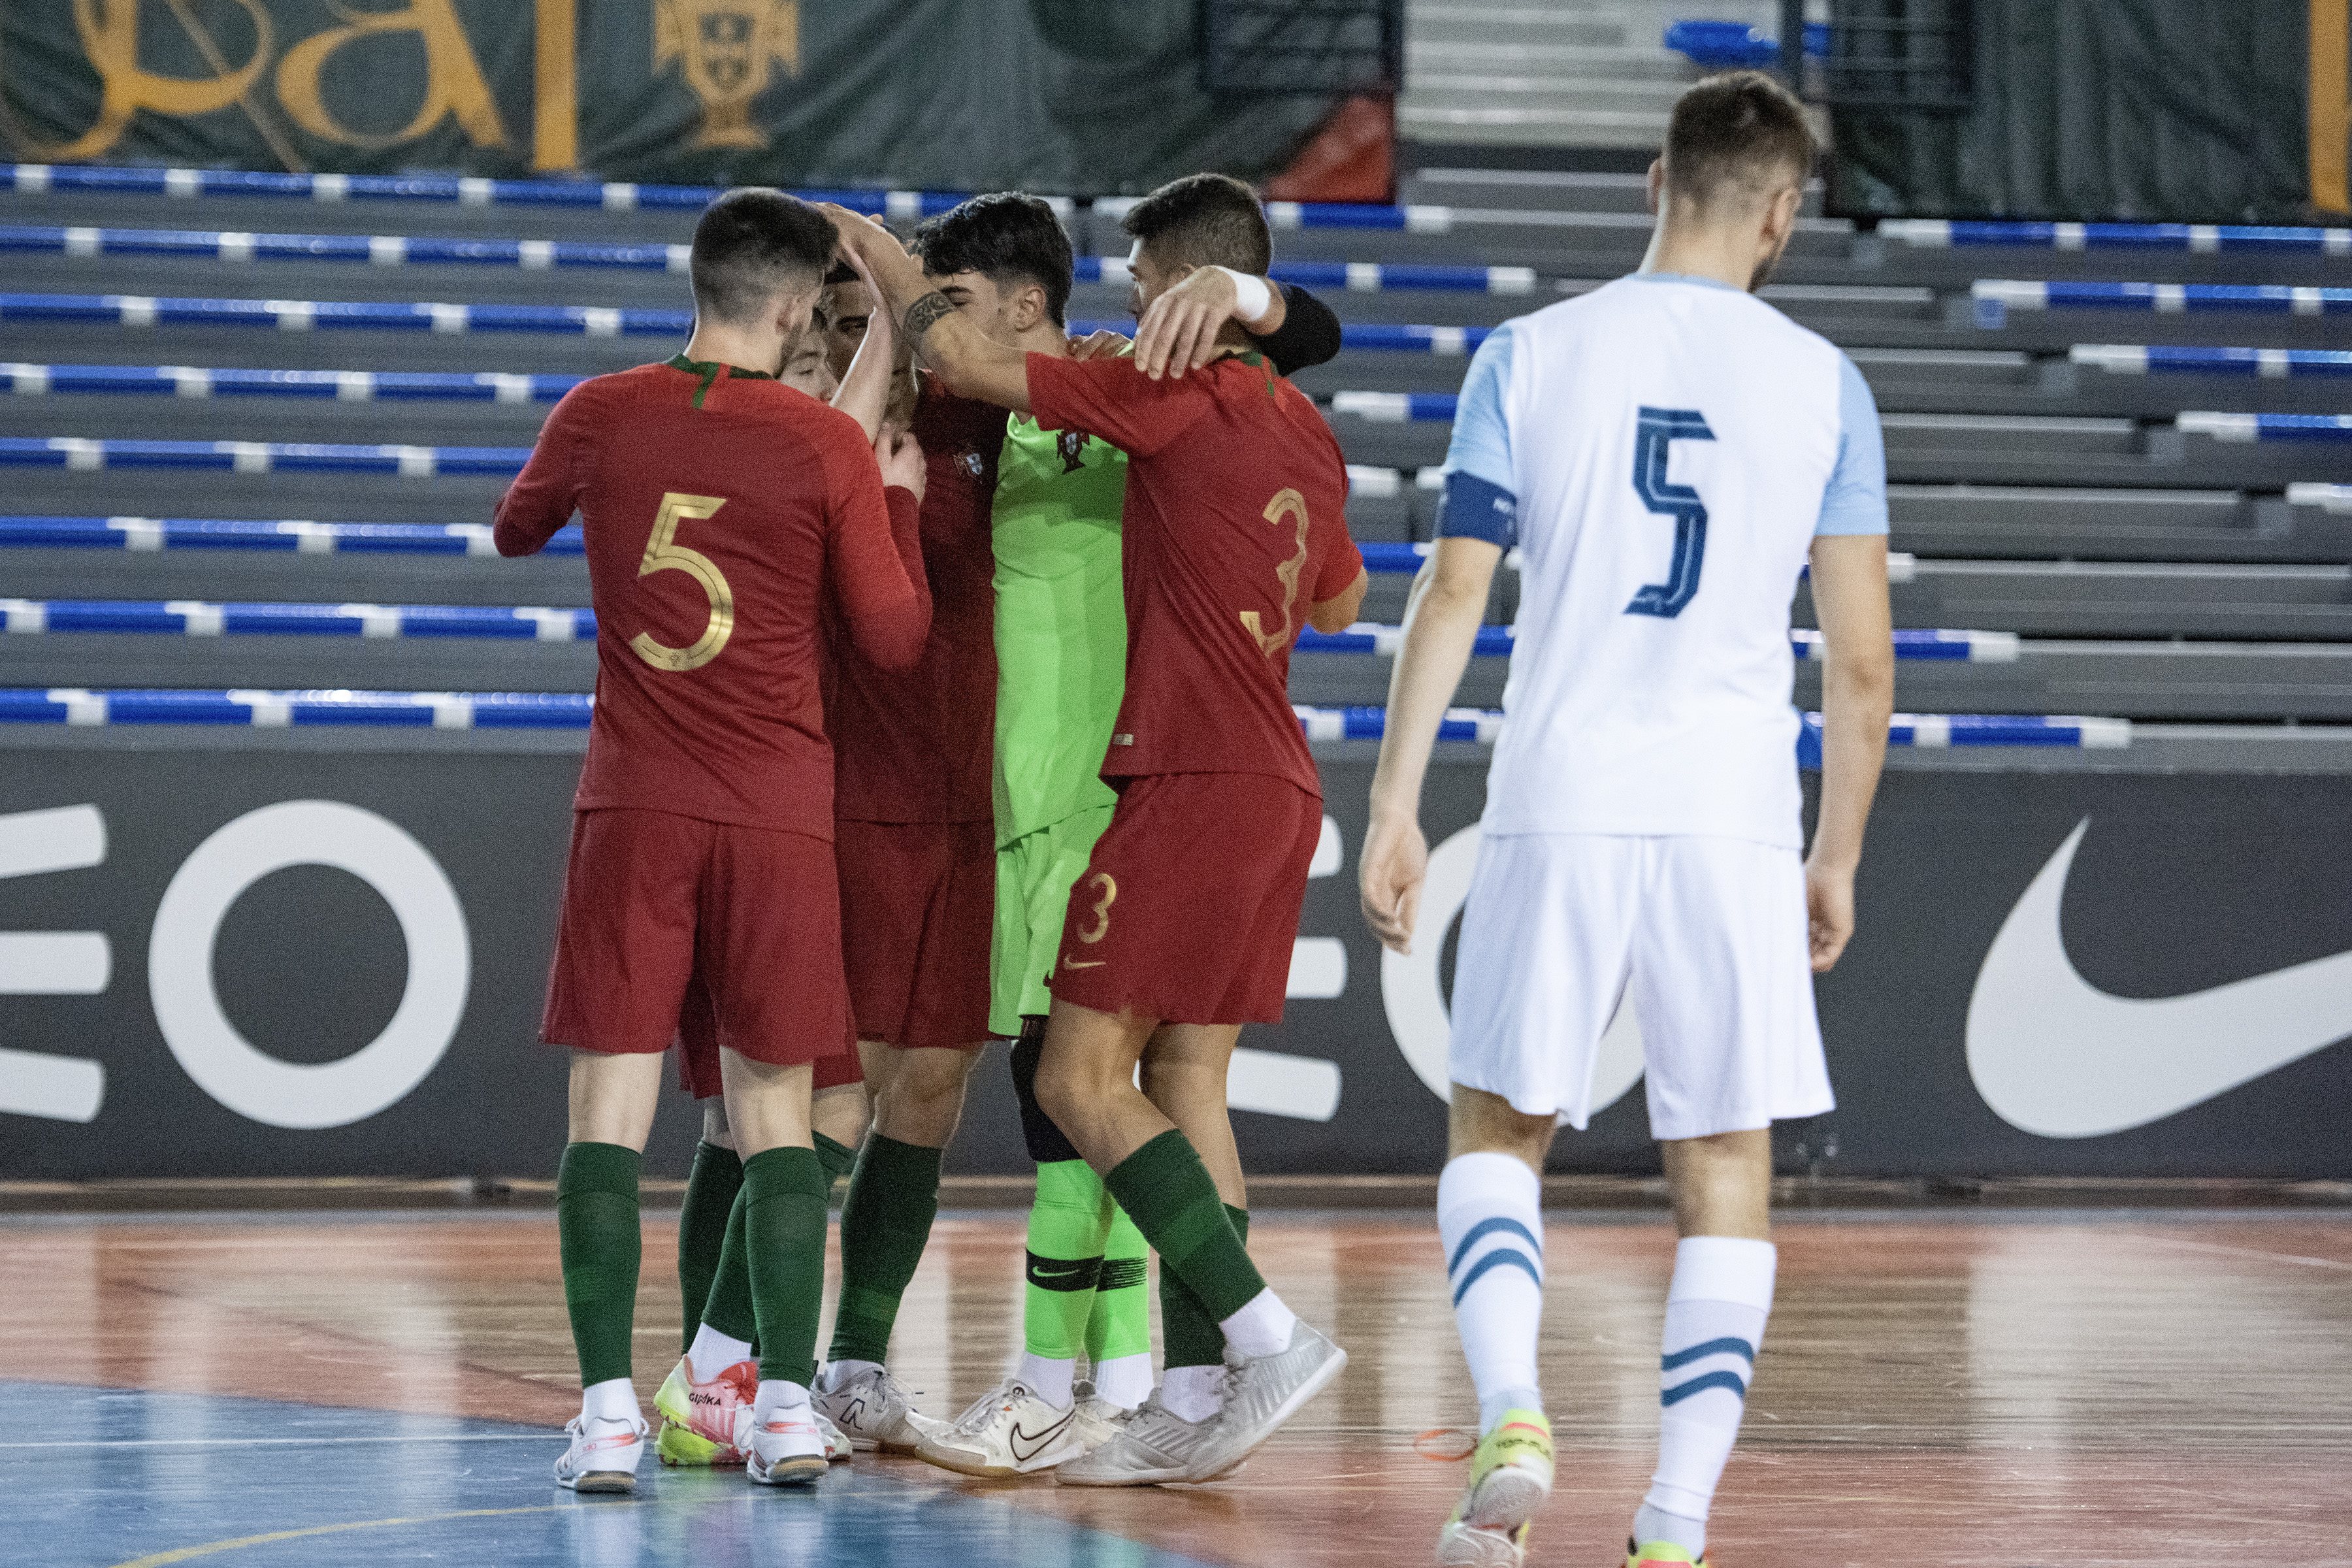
[1626,406,1716,618]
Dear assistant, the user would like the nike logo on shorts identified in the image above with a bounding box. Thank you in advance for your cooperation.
[1062,956,1105,970]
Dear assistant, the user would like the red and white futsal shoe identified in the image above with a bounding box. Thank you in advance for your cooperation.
[745,1403,830,1486]
[653,1354,756,1467]
[553,1411,649,1494]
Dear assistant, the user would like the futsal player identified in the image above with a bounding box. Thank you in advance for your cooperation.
[1357,73,1895,1567]
[656,243,907,1469]
[884,193,1345,1479]
[494,188,932,1493]
[826,171,1367,1488]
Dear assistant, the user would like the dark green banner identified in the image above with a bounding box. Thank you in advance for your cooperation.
[1829,0,2314,223]
[0,0,1346,195]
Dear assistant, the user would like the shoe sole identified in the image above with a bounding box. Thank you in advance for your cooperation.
[912,1441,1027,1480]
[559,1470,637,1495]
[747,1454,828,1486]
[1187,1343,1350,1483]
[1435,1521,1525,1568]
[1054,1460,1191,1488]
[1466,1464,1550,1533]
[655,1422,738,1469]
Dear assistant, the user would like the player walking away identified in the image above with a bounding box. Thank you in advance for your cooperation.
[493,188,933,1494]
[828,171,1368,1488]
[1358,73,1896,1568]
[885,193,1346,1480]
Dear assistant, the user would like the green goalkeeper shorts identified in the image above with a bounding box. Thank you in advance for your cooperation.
[989,801,1116,1038]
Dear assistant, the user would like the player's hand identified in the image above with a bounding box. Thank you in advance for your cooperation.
[1803,855,1856,973]
[1066,329,1132,361]
[817,202,902,263]
[875,421,926,502]
[1359,809,1428,955]
[1134,266,1243,380]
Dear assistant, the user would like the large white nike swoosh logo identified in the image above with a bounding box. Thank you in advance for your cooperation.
[1966,819,2352,1137]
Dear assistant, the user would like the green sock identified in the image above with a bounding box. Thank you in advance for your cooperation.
[815,1130,858,1190]
[556,1141,642,1388]
[1087,1201,1152,1364]
[827,1134,943,1365]
[700,1185,757,1345]
[1105,1130,1266,1324]
[1159,1203,1245,1369]
[743,1145,830,1387]
[1024,1158,1113,1359]
[678,1139,743,1353]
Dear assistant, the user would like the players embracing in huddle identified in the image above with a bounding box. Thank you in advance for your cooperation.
[500,171,1363,1494]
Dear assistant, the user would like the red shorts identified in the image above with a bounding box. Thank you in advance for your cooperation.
[540,809,856,1078]
[674,972,867,1101]
[836,817,996,1049]
[1050,773,1323,1026]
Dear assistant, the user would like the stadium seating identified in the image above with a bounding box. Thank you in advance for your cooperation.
[3,161,2346,740]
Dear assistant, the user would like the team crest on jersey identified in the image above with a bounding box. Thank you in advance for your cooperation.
[962,448,987,478]
[1057,429,1087,472]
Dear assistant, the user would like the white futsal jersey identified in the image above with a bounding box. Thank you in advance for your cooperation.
[1438,272,1887,850]
[1437,273,1887,1137]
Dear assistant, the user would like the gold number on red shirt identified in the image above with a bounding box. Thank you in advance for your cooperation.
[630,493,733,672]
[1075,872,1117,943]
[1239,487,1311,657]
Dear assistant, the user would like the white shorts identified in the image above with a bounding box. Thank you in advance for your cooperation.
[1448,832,1833,1141]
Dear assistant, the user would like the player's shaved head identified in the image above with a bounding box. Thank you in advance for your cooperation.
[1662,71,1816,214]
[1120,172,1272,278]
[913,193,1074,328]
[689,188,836,327]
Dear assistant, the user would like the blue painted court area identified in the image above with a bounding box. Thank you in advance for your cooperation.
[0,1382,1203,1568]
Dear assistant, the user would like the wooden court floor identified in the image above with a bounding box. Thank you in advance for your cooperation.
[1,1207,2347,1567]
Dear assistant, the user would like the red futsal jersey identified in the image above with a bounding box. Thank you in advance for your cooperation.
[1026,350,1360,798]
[493,356,928,840]
[830,374,1005,823]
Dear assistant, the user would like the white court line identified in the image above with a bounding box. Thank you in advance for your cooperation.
[0,1433,551,1450]
[2133,1233,2352,1273]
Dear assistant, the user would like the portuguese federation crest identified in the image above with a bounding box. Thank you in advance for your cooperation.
[654,0,800,150]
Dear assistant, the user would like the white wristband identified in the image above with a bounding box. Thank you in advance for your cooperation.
[1218,267,1275,327]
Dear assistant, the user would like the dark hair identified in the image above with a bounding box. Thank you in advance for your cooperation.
[1119,172,1271,277]
[911,192,1075,328]
[689,188,836,325]
[1662,71,1816,210]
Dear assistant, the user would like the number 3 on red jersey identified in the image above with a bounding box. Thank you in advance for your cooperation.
[1239,487,1312,657]
[630,492,733,672]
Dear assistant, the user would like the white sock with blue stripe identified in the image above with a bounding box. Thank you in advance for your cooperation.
[1634,1236,1776,1557]
[1437,1151,1546,1434]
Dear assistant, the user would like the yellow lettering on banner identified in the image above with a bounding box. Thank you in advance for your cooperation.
[275,0,508,150]
[532,0,579,172]
[44,0,274,161]
[2314,0,2350,213]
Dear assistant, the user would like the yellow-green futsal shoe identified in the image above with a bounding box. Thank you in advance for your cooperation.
[1624,1540,1706,1567]
[1435,1409,1554,1567]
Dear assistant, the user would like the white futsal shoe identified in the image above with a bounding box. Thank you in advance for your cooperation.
[1187,1320,1347,1480]
[914,1377,1121,1478]
[553,1411,648,1494]
[743,1403,830,1487]
[814,1364,949,1454]
[1053,1389,1222,1486]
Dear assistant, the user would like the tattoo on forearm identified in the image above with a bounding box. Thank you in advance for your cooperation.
[903,291,955,343]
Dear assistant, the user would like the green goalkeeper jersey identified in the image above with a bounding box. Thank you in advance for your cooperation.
[990,413,1130,849]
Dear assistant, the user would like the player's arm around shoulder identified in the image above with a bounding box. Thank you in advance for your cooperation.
[492,375,604,557]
